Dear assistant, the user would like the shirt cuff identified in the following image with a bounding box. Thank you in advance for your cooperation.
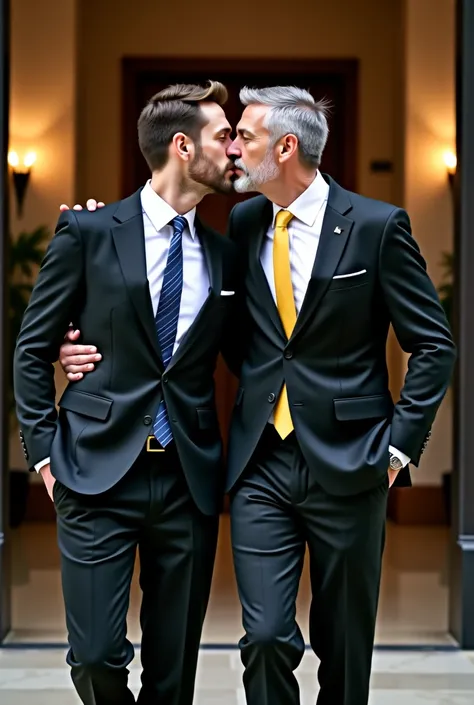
[389,445,410,468]
[34,457,50,473]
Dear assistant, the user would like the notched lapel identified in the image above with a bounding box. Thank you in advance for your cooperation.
[111,192,163,366]
[248,200,286,340]
[166,219,222,373]
[195,217,222,295]
[291,181,354,341]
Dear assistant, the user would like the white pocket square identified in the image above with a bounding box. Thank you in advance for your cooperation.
[332,269,367,280]
[220,290,235,296]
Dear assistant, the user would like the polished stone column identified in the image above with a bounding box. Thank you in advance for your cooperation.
[0,0,10,641]
[448,0,474,649]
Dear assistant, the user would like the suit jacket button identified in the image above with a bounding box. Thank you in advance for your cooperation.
[268,393,276,403]
[143,415,153,426]
[284,350,293,360]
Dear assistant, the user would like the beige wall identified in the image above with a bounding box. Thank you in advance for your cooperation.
[74,0,454,485]
[9,0,77,471]
[75,0,404,205]
[403,0,455,485]
[10,0,76,234]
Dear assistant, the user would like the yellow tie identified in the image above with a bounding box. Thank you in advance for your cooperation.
[273,209,296,439]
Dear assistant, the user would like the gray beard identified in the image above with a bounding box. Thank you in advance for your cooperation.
[233,151,279,193]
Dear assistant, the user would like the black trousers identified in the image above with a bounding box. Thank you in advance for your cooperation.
[53,445,219,705]
[230,427,388,705]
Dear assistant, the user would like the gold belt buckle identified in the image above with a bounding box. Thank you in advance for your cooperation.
[146,436,165,453]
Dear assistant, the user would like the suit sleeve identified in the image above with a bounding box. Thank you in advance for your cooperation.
[379,207,456,465]
[13,211,84,469]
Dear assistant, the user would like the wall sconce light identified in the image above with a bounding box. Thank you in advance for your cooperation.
[8,150,37,217]
[443,150,457,187]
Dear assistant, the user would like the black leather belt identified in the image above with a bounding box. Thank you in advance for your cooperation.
[145,436,166,453]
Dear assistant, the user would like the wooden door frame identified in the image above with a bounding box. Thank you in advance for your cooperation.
[121,56,358,198]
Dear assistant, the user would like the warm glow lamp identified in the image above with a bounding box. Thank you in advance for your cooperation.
[8,150,37,217]
[444,151,457,187]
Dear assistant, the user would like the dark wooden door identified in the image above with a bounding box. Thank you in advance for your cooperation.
[122,57,358,440]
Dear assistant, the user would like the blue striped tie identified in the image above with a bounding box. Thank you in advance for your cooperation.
[153,215,186,447]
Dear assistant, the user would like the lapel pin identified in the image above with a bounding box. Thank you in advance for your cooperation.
[334,226,343,234]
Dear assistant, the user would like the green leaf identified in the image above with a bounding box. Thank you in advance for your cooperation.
[10,225,50,277]
[437,251,454,329]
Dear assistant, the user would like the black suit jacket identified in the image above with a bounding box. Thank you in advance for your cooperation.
[14,189,237,516]
[225,175,456,496]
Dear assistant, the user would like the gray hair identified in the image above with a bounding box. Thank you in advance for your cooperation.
[239,86,330,168]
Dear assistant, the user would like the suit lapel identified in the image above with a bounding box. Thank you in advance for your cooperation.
[195,215,222,295]
[111,190,163,367]
[165,296,214,373]
[248,200,286,340]
[290,176,354,342]
[165,218,221,372]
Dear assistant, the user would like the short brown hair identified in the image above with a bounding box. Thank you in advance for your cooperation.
[138,81,228,171]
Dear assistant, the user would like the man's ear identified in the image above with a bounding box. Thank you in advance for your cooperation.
[278,134,298,163]
[172,133,195,162]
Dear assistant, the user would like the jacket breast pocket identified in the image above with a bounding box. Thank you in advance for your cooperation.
[328,271,369,291]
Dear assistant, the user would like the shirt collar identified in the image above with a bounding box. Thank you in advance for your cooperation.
[271,170,329,229]
[140,180,196,239]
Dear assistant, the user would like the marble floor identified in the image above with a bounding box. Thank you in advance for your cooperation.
[8,517,452,646]
[0,648,473,704]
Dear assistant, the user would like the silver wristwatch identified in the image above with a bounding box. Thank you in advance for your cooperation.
[389,452,403,470]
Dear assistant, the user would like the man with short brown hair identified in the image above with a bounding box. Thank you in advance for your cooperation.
[14,81,237,705]
[138,82,229,172]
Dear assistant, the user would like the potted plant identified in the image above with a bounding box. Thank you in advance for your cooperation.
[438,251,453,329]
[9,225,50,527]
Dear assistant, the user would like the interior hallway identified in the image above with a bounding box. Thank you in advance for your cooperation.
[2,515,469,704]
[8,517,452,646]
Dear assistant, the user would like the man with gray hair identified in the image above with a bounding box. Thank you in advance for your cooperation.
[223,85,454,705]
[58,85,455,705]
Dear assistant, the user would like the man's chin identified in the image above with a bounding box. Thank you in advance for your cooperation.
[204,175,254,195]
[233,176,254,194]
[211,179,236,195]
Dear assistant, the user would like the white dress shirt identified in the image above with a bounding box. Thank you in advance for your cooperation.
[141,180,209,352]
[35,181,209,473]
[261,171,410,468]
[261,170,329,316]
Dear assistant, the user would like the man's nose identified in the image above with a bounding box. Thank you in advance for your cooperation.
[227,141,241,158]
